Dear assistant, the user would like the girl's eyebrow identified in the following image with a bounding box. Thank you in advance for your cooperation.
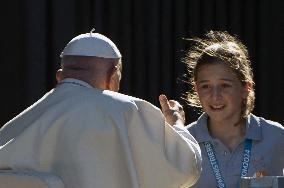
[220,78,236,82]
[196,80,210,84]
[197,78,235,83]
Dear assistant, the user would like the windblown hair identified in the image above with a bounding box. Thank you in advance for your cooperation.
[183,31,255,118]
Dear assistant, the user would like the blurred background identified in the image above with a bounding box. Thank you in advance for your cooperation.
[1,0,283,127]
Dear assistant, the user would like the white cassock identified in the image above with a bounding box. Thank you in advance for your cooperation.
[0,78,201,188]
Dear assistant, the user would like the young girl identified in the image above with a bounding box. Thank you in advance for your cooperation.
[160,31,284,188]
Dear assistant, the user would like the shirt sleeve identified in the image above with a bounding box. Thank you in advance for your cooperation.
[126,100,202,188]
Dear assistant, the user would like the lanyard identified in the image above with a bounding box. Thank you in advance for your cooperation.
[204,139,252,188]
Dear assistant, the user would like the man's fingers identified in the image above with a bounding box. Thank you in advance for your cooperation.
[168,100,183,111]
[159,94,170,112]
[159,95,186,125]
[168,100,175,107]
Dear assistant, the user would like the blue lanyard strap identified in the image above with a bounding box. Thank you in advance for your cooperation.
[204,139,252,188]
[240,139,252,177]
[204,141,226,188]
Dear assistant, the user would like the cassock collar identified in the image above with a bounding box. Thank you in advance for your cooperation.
[58,78,94,89]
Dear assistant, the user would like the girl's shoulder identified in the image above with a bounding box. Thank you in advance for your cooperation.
[250,114,284,140]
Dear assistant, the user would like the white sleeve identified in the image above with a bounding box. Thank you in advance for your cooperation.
[126,100,202,188]
[164,123,202,187]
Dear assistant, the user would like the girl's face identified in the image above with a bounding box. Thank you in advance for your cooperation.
[195,63,249,124]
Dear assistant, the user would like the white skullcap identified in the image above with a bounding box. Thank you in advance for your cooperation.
[60,31,121,58]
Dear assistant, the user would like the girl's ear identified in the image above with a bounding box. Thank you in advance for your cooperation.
[242,82,252,98]
[194,83,198,93]
[56,69,63,82]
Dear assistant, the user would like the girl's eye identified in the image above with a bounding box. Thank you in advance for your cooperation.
[221,83,231,88]
[200,84,210,89]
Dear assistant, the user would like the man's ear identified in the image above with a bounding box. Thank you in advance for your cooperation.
[56,69,63,83]
[106,64,121,92]
[107,67,118,90]
[104,65,114,89]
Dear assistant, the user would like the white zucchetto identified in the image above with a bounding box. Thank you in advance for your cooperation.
[60,31,121,58]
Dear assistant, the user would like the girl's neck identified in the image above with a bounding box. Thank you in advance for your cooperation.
[208,117,246,151]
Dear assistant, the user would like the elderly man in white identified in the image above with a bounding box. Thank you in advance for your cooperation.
[0,30,201,188]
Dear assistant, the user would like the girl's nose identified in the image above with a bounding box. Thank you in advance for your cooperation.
[211,86,222,99]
